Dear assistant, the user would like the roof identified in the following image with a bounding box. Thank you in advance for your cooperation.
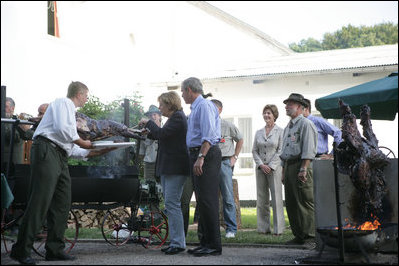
[163,44,398,83]
[187,1,294,56]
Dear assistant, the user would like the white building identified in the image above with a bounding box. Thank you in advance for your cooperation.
[2,1,398,200]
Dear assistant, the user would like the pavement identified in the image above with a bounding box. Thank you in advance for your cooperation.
[1,237,319,265]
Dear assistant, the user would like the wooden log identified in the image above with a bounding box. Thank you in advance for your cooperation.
[219,178,241,229]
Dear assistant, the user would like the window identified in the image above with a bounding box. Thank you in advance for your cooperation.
[224,116,253,173]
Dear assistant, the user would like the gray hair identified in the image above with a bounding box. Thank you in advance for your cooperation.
[6,97,15,108]
[181,77,213,98]
[181,77,204,95]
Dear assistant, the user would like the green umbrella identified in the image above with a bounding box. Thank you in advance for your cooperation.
[315,72,398,120]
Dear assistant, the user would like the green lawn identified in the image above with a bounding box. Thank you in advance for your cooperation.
[64,207,294,244]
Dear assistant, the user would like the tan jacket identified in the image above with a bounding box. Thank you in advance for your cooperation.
[252,124,284,171]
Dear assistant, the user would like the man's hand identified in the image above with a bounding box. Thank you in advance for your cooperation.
[87,147,117,157]
[193,157,204,176]
[298,168,307,183]
[138,118,149,128]
[74,139,93,149]
[319,154,333,160]
[230,157,237,167]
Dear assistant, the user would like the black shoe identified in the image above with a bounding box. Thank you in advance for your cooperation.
[164,247,185,255]
[192,247,222,257]
[9,253,36,265]
[161,246,170,252]
[45,252,76,261]
[187,246,203,254]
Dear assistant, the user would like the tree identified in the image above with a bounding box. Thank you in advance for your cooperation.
[69,92,145,167]
[289,22,398,53]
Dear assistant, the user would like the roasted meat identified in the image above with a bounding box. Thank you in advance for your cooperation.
[75,112,144,141]
[336,100,389,224]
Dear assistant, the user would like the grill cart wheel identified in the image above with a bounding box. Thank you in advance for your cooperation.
[101,207,132,246]
[32,210,79,257]
[379,146,396,158]
[137,210,168,249]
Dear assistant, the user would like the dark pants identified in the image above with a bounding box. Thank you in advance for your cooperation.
[11,138,71,258]
[283,160,315,241]
[190,145,222,251]
[181,176,201,237]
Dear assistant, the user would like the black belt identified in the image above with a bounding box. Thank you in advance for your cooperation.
[35,135,67,157]
[285,158,301,165]
[189,146,201,152]
[222,156,231,160]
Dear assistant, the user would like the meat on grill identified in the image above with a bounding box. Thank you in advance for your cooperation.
[336,100,389,224]
[75,112,144,141]
[28,112,143,141]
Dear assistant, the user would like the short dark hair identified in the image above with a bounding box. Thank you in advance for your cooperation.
[211,99,223,109]
[67,81,88,98]
[304,98,311,113]
[262,104,279,121]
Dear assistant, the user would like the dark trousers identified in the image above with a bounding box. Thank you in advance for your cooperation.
[283,160,315,240]
[11,138,71,258]
[190,145,222,251]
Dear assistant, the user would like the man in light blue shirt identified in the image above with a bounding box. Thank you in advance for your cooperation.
[303,98,342,159]
[181,77,222,257]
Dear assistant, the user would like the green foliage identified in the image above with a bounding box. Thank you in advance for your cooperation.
[289,22,398,52]
[68,91,145,168]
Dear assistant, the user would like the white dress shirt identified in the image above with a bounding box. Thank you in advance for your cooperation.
[33,97,90,158]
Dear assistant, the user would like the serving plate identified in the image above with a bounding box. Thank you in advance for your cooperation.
[92,141,135,150]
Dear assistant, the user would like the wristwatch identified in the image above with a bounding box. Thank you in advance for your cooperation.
[233,155,238,160]
[198,153,205,159]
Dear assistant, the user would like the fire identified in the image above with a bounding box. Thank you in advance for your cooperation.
[358,219,380,230]
[334,215,381,231]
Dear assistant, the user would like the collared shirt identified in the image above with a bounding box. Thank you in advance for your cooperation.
[218,119,242,157]
[33,97,89,158]
[186,95,220,147]
[280,114,317,163]
[252,124,283,171]
[307,114,342,154]
[139,138,158,163]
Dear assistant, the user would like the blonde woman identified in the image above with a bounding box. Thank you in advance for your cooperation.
[139,91,190,255]
[252,104,285,235]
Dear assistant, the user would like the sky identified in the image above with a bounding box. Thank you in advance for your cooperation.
[1,1,398,115]
[210,1,398,46]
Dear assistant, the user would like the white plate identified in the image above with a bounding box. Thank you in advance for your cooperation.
[92,141,135,150]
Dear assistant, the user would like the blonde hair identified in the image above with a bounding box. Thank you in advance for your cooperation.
[158,91,182,112]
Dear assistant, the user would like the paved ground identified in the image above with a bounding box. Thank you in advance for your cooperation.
[2,239,397,265]
[2,239,318,265]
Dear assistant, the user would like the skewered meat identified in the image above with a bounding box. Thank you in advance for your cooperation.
[27,112,144,141]
[75,112,144,141]
[336,100,389,224]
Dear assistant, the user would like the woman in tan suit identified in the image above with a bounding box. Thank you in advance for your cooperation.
[252,104,285,235]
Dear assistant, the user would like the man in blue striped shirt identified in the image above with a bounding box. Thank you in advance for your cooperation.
[303,98,342,159]
[181,77,222,257]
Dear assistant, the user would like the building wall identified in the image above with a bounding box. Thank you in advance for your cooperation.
[194,71,398,200]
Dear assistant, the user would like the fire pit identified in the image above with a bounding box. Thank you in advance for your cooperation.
[12,164,140,204]
[314,159,398,252]
[317,227,378,252]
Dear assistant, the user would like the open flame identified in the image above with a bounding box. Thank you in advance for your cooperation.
[335,214,381,231]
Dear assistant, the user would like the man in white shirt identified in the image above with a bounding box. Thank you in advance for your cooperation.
[10,81,111,265]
